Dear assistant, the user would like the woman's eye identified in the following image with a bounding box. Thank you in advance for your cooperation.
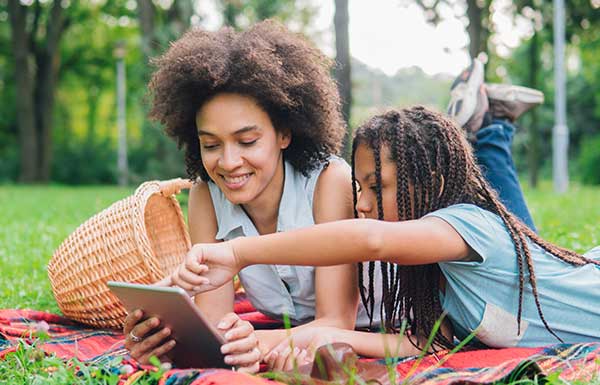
[368,185,378,192]
[240,139,258,146]
[201,143,219,150]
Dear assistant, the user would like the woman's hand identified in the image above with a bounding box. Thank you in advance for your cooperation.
[159,242,241,296]
[218,313,261,373]
[264,326,342,371]
[123,309,176,364]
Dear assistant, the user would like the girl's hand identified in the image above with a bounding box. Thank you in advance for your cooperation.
[264,326,341,371]
[218,313,261,374]
[158,242,239,296]
[123,309,176,364]
[264,345,311,372]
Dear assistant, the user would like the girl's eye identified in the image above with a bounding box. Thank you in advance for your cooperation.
[240,139,258,146]
[368,185,378,192]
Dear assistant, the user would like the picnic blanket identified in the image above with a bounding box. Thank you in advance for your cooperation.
[1,299,599,384]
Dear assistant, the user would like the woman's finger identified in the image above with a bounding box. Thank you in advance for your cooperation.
[235,361,260,374]
[224,347,261,367]
[129,326,171,358]
[123,309,143,334]
[124,317,160,349]
[220,333,258,355]
[138,339,177,364]
[217,313,241,332]
[223,320,253,342]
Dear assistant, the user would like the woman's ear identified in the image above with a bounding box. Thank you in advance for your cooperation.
[278,129,292,150]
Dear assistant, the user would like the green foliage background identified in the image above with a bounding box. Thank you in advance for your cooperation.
[1,1,600,185]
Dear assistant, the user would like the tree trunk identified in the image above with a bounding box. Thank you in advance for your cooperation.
[334,0,352,157]
[137,0,156,61]
[527,32,540,188]
[466,0,488,59]
[36,0,65,182]
[8,0,38,182]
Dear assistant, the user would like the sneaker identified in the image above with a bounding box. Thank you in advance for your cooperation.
[447,58,489,138]
[486,84,544,122]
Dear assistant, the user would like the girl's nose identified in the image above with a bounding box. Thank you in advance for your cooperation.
[355,192,372,218]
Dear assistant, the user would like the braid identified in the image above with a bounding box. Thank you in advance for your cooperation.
[353,105,598,349]
[372,135,393,329]
[352,138,375,328]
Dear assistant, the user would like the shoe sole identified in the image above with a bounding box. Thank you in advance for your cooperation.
[486,84,544,104]
[447,59,484,126]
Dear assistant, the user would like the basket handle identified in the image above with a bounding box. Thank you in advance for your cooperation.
[158,178,193,197]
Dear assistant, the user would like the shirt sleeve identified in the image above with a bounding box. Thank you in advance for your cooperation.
[425,204,510,267]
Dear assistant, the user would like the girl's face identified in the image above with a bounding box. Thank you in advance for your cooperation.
[196,93,291,205]
[354,143,400,221]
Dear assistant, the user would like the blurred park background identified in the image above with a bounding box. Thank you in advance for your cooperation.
[1,0,600,187]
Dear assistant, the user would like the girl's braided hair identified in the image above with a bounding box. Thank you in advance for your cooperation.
[148,20,345,181]
[352,106,599,349]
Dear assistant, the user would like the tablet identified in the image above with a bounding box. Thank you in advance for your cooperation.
[107,281,231,369]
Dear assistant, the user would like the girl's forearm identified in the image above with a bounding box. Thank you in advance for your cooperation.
[231,217,467,268]
[332,329,423,358]
[232,219,385,267]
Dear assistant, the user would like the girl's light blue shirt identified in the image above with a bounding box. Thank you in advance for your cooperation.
[208,158,382,327]
[426,204,600,347]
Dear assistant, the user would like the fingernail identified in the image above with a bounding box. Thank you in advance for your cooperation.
[169,340,176,346]
[150,318,159,327]
[163,328,171,336]
[224,332,232,340]
[221,345,229,354]
[224,356,233,364]
[217,321,226,329]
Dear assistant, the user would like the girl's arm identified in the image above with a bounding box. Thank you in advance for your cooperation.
[255,161,358,354]
[233,216,470,269]
[316,317,454,358]
[188,182,235,326]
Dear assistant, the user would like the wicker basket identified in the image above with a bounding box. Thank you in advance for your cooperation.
[47,178,193,329]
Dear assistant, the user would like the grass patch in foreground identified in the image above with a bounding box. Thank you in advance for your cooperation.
[0,182,599,384]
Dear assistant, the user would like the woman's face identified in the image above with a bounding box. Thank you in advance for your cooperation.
[354,143,400,221]
[196,93,291,205]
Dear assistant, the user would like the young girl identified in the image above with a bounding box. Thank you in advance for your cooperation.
[123,20,382,372]
[175,103,600,360]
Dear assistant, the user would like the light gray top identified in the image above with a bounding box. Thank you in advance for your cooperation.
[208,158,381,327]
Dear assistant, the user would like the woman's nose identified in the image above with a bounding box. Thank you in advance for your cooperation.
[218,145,243,171]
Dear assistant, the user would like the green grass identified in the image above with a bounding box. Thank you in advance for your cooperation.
[1,181,598,311]
[0,185,132,312]
[522,181,600,254]
[0,182,599,384]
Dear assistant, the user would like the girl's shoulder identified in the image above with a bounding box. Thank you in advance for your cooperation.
[425,204,512,266]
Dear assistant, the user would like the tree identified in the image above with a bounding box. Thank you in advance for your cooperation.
[8,0,68,182]
[333,0,352,156]
[412,0,492,59]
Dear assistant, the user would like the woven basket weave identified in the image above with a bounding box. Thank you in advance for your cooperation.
[47,178,192,329]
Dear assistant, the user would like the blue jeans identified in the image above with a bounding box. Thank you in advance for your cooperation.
[474,119,537,232]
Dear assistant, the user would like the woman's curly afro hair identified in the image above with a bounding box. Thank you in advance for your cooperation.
[148,20,346,181]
